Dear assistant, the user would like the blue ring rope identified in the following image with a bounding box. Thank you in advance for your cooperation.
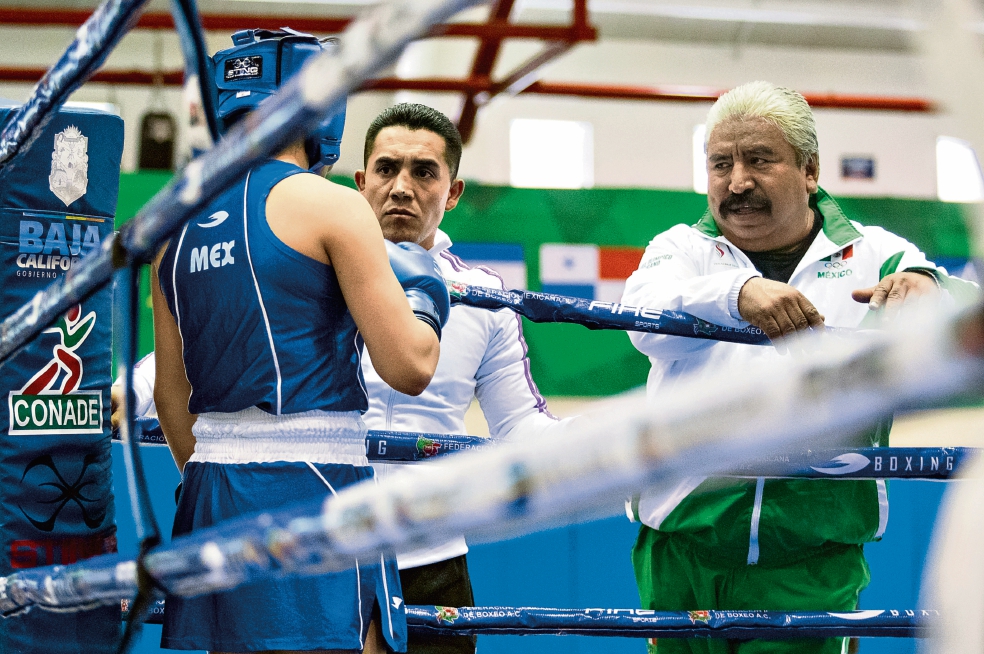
[121,600,932,639]
[169,0,219,142]
[403,606,931,639]
[0,0,973,630]
[450,283,773,345]
[112,419,976,480]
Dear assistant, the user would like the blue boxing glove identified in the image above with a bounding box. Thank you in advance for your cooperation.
[385,240,451,339]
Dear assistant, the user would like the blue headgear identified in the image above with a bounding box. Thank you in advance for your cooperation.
[210,28,347,172]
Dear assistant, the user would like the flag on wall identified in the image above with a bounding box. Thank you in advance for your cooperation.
[448,242,528,290]
[539,244,644,302]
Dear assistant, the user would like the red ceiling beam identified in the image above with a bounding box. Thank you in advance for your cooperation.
[0,66,935,113]
[0,66,183,85]
[0,8,349,31]
[454,0,596,142]
[522,82,936,112]
[0,7,590,40]
[0,4,598,143]
[368,78,935,112]
[456,0,517,143]
[799,92,933,112]
[489,41,573,97]
[0,67,935,113]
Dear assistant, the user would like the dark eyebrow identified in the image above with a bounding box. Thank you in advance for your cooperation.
[373,156,401,168]
[742,145,778,156]
[410,156,442,170]
[373,155,443,171]
[707,152,732,163]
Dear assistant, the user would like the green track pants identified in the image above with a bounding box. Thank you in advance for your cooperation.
[632,526,870,654]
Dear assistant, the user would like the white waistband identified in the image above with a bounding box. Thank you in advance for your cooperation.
[190,407,368,465]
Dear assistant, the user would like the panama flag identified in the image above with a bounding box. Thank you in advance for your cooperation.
[447,242,528,290]
[539,244,644,302]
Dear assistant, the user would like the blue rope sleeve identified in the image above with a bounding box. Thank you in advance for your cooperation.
[404,605,932,639]
[169,0,219,142]
[122,600,932,639]
[449,282,772,345]
[111,422,976,480]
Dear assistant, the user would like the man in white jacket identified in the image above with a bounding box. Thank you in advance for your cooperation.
[623,81,976,654]
[356,103,563,654]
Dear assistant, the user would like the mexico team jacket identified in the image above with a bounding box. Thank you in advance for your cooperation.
[622,188,976,566]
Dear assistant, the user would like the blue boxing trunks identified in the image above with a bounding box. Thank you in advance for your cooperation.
[160,408,406,652]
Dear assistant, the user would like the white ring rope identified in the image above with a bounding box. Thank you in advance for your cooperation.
[1,308,982,615]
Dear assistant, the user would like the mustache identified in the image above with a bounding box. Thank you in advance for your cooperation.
[720,192,770,214]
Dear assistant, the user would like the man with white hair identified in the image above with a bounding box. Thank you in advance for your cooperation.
[623,81,975,654]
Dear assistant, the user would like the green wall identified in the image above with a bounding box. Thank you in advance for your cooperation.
[118,172,973,396]
[116,172,173,361]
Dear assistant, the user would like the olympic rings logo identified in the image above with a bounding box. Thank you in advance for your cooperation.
[824,261,845,269]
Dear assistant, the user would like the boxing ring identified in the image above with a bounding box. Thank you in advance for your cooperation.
[0,0,981,651]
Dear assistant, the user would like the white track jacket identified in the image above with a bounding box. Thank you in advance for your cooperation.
[363,229,564,569]
[622,189,975,559]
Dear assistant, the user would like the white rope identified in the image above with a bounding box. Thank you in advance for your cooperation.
[3,308,982,615]
[922,452,984,652]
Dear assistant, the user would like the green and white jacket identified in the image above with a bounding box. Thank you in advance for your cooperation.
[623,189,976,567]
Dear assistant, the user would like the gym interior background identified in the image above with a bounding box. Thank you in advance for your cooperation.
[3,1,983,652]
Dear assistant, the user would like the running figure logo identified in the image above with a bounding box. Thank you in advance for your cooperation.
[8,304,103,435]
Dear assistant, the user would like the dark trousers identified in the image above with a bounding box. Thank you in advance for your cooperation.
[400,555,477,654]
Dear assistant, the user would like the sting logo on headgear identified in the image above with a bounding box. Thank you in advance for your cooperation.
[224,56,263,81]
[211,28,347,170]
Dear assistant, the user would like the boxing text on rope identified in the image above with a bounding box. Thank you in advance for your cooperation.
[112,419,977,480]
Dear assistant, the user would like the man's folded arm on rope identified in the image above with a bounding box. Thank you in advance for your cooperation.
[622,220,970,366]
[151,172,442,472]
[622,226,763,361]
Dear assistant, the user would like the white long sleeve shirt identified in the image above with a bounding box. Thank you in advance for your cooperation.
[115,352,158,417]
[363,229,564,569]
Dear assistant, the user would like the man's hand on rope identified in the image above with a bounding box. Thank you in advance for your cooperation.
[738,277,825,343]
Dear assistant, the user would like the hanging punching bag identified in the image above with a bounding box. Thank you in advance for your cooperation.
[0,105,123,653]
[138,110,175,170]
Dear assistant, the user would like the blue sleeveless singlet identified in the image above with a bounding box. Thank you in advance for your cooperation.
[158,159,367,416]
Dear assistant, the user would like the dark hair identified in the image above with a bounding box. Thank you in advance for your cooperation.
[364,103,463,179]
